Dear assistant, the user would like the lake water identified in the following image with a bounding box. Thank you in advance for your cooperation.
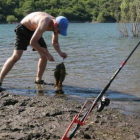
[0,23,140,104]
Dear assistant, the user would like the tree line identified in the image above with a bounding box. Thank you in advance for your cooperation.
[0,0,140,24]
[0,0,122,23]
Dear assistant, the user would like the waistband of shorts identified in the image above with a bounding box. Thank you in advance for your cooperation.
[19,23,34,33]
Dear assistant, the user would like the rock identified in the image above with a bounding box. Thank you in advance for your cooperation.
[2,99,18,106]
[84,133,91,139]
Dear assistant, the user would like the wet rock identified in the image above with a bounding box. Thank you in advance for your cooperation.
[20,98,30,106]
[11,127,21,132]
[134,132,140,139]
[0,93,9,98]
[2,99,18,106]
[50,111,63,116]
[84,133,91,139]
[94,119,99,123]
[17,108,25,114]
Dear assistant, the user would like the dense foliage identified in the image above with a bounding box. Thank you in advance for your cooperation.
[0,0,123,23]
[119,0,140,37]
[0,0,140,23]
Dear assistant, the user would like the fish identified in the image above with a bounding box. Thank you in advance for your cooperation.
[53,62,67,93]
[54,63,61,87]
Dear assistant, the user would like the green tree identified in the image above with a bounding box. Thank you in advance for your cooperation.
[119,0,140,37]
[21,0,35,16]
[0,0,7,22]
[6,15,18,23]
[0,0,127,23]
[120,0,130,22]
[97,12,106,22]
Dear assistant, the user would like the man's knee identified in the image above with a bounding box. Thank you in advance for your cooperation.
[11,54,22,63]
[11,50,23,63]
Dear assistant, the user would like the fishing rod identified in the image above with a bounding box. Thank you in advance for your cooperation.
[61,41,140,140]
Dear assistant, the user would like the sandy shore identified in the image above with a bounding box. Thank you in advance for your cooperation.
[0,91,140,140]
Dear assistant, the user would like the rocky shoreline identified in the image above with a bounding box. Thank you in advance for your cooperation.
[0,91,140,140]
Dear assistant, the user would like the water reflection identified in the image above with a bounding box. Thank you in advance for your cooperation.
[4,84,140,103]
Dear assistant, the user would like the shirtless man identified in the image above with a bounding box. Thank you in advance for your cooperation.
[0,12,69,88]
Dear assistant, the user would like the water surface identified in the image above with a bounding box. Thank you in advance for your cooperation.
[0,23,140,103]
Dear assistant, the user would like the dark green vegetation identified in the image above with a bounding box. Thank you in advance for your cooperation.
[0,0,140,24]
[0,0,122,23]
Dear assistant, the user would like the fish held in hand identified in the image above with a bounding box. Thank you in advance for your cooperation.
[53,62,67,93]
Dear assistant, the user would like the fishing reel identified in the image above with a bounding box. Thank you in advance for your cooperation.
[97,96,110,112]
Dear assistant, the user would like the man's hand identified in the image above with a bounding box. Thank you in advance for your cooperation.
[59,52,67,59]
[47,53,55,61]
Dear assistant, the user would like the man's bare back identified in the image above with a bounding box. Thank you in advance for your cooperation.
[21,12,55,31]
[19,11,69,62]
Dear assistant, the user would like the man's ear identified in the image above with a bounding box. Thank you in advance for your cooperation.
[54,22,58,27]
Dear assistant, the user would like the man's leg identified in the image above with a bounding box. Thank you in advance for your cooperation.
[0,50,23,84]
[35,48,47,82]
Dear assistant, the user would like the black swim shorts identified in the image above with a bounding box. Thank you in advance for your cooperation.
[14,24,47,50]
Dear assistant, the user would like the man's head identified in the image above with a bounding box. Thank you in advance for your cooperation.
[55,16,69,36]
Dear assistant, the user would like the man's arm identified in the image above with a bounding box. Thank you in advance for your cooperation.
[52,32,67,58]
[30,18,54,61]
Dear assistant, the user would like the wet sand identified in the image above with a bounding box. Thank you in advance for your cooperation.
[0,91,140,140]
